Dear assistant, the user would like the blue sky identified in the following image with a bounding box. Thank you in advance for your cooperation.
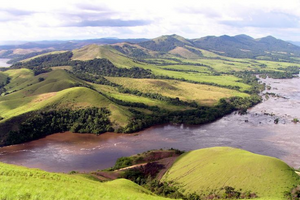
[1,0,300,44]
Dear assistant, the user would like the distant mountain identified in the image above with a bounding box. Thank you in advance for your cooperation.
[288,41,300,47]
[139,34,193,52]
[0,38,149,51]
[192,35,300,59]
[114,34,203,59]
[116,34,300,61]
[1,34,300,61]
[115,34,300,61]
[0,38,150,60]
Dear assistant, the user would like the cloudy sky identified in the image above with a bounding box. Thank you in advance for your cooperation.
[1,0,300,44]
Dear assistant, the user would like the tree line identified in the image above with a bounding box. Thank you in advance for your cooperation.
[5,107,113,145]
[11,51,153,78]
[120,95,261,133]
[0,76,10,95]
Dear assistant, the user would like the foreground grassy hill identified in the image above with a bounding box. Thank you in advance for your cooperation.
[162,147,300,200]
[0,162,168,200]
[1,147,299,200]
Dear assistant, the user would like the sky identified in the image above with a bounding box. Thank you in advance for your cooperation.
[1,0,300,44]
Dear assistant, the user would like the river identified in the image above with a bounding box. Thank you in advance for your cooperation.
[0,77,299,173]
[0,59,11,67]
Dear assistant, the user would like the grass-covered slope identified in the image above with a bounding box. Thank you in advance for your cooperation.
[0,72,8,84]
[0,86,130,127]
[0,69,90,118]
[0,69,131,133]
[162,147,300,200]
[0,162,168,200]
[106,77,249,106]
[72,45,139,68]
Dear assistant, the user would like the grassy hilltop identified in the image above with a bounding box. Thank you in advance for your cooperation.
[161,147,300,200]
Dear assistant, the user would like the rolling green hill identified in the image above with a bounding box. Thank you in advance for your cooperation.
[162,147,300,200]
[192,35,300,60]
[72,44,141,68]
[0,162,168,200]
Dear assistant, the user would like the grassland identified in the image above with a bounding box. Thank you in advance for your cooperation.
[169,46,200,59]
[72,45,137,68]
[1,42,298,143]
[0,72,8,84]
[70,44,300,92]
[3,68,35,93]
[106,77,249,106]
[0,69,131,127]
[57,43,300,77]
[162,147,300,200]
[93,84,189,111]
[21,51,68,62]
[0,162,168,200]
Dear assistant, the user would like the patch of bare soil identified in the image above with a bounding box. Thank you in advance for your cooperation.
[90,150,181,181]
[155,156,179,180]
[91,171,120,181]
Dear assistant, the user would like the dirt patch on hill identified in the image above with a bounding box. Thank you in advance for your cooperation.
[33,92,57,103]
[91,149,182,182]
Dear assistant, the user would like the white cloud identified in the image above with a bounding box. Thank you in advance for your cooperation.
[1,0,300,43]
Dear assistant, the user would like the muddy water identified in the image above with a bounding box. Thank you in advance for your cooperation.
[0,77,299,173]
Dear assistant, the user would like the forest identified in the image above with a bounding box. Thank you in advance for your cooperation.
[5,107,113,145]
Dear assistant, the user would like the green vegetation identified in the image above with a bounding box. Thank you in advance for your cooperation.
[1,146,299,200]
[1,34,300,199]
[0,47,262,146]
[5,107,113,145]
[191,35,300,61]
[1,34,299,146]
[111,149,185,171]
[106,77,248,106]
[285,185,300,200]
[161,147,300,199]
[0,72,10,94]
[0,162,168,200]
[99,147,300,200]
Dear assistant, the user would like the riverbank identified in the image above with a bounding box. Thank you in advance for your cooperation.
[0,77,299,172]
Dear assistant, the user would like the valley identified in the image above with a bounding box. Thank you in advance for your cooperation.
[0,34,300,200]
[0,76,299,173]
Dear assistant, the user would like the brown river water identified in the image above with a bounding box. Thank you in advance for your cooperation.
[0,77,299,173]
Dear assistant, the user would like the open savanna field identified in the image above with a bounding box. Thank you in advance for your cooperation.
[106,77,249,106]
